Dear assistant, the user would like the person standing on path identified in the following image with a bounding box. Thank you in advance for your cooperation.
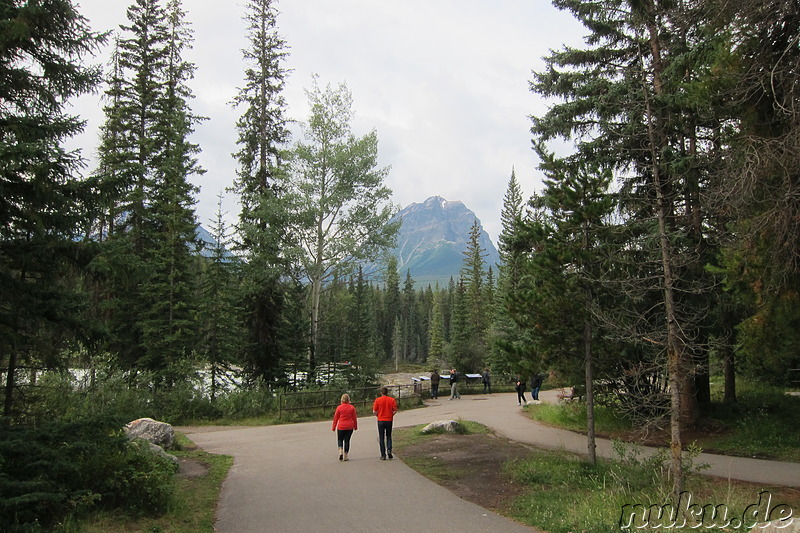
[430,369,441,399]
[332,393,358,461]
[449,369,461,400]
[372,387,398,460]
[515,376,527,405]
[482,367,492,394]
[530,374,543,401]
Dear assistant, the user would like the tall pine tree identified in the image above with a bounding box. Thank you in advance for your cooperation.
[1,0,105,417]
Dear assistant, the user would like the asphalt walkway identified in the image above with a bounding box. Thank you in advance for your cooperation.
[183,390,800,532]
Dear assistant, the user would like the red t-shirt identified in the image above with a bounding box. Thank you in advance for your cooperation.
[372,395,398,421]
[332,403,358,431]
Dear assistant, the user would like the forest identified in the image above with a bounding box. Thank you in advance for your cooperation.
[1,0,799,523]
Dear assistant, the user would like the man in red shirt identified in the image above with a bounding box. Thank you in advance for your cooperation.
[372,386,398,460]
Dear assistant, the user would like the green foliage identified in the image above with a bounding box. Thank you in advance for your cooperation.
[0,0,105,418]
[503,443,754,533]
[702,382,800,461]
[0,418,177,531]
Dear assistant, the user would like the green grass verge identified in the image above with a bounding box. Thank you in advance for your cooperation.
[505,445,799,533]
[701,382,800,462]
[526,381,800,462]
[73,434,232,533]
[395,422,799,533]
[393,421,485,484]
[526,400,633,435]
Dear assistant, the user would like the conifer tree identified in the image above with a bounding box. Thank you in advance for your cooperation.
[491,169,527,375]
[1,0,105,417]
[92,0,202,384]
[139,0,203,382]
[428,294,445,366]
[532,0,726,493]
[230,0,298,384]
[459,219,489,369]
[198,195,242,401]
[380,256,401,360]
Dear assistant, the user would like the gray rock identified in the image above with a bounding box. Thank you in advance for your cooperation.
[421,420,463,434]
[124,417,175,449]
[146,441,179,467]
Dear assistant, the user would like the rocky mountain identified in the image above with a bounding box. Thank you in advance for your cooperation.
[384,196,501,287]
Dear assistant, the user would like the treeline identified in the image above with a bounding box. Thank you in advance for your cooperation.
[2,0,798,452]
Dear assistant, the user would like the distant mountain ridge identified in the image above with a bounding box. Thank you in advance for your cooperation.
[386,196,500,286]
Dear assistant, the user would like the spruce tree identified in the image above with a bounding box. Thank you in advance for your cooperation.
[1,0,105,417]
[230,0,296,384]
[139,0,203,383]
[532,0,727,493]
[198,195,242,401]
[93,0,202,384]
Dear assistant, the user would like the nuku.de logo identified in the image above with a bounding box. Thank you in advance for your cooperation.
[619,490,794,530]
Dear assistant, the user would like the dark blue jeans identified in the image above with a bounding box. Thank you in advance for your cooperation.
[337,429,353,453]
[377,420,393,457]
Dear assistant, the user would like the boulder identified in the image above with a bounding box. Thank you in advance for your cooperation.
[124,417,175,449]
[146,441,179,468]
[421,420,463,434]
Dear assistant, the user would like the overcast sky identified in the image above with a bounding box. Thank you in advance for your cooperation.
[68,0,585,244]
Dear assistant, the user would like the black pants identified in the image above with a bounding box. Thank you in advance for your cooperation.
[337,429,353,453]
[377,420,393,457]
[431,383,439,398]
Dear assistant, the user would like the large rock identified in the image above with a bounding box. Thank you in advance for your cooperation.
[124,417,175,449]
[421,420,463,434]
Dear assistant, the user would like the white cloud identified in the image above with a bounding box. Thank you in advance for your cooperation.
[68,0,585,244]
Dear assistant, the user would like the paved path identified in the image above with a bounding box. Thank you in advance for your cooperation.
[184,390,800,532]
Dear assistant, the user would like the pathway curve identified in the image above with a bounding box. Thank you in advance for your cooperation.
[183,390,799,532]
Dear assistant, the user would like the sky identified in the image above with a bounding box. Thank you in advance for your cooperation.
[67,0,586,244]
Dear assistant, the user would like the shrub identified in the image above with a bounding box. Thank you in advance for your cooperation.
[0,417,178,531]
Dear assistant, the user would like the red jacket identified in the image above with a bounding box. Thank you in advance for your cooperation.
[332,403,358,431]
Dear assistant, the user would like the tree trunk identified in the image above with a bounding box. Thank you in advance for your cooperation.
[723,342,736,404]
[584,303,596,464]
[3,349,17,419]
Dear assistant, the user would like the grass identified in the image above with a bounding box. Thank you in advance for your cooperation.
[394,422,800,533]
[504,445,800,533]
[72,434,232,533]
[526,399,634,435]
[526,381,800,462]
[698,382,800,462]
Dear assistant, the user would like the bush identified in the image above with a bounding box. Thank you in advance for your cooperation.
[0,417,178,531]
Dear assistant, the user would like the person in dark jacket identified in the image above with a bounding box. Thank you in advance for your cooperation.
[430,369,441,399]
[515,375,527,405]
[530,374,543,401]
[449,369,461,400]
[482,367,491,394]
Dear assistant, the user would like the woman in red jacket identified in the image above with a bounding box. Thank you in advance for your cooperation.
[332,393,358,461]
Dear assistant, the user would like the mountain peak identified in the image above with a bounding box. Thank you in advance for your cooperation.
[383,197,500,286]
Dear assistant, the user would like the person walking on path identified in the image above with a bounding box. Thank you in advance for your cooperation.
[515,376,527,405]
[331,393,358,461]
[373,387,398,460]
[449,369,461,400]
[430,369,441,399]
[482,367,492,394]
[530,374,543,401]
